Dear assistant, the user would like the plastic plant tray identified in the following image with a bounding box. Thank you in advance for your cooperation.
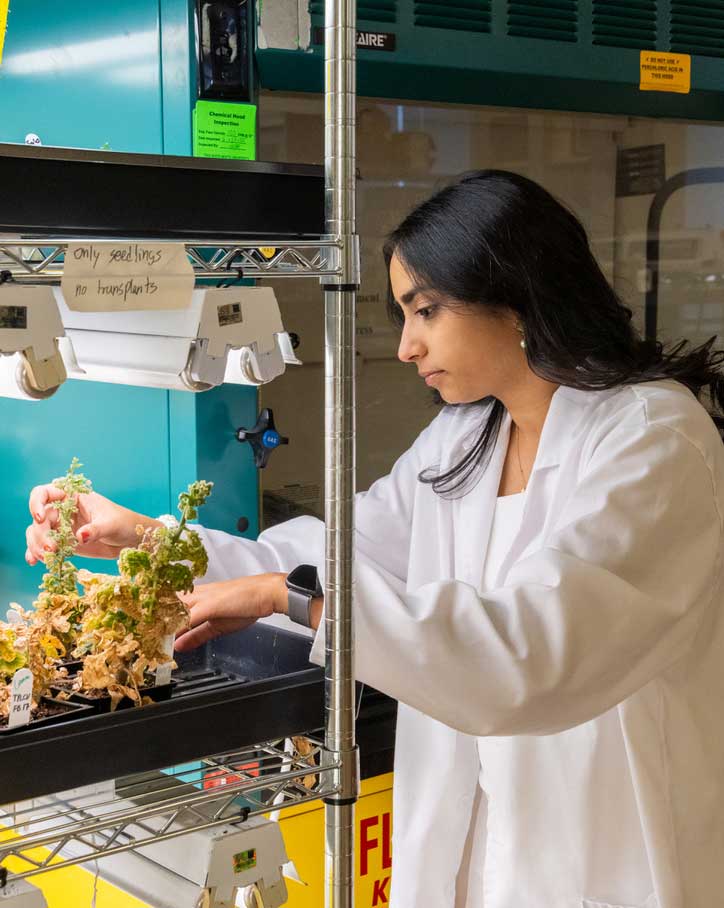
[49,680,176,714]
[0,624,326,804]
[0,697,93,735]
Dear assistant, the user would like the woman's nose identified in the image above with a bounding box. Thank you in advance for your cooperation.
[397,323,425,363]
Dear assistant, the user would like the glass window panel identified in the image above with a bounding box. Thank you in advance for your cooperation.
[257,92,724,524]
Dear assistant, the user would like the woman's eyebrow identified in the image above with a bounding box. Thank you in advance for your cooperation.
[399,285,431,305]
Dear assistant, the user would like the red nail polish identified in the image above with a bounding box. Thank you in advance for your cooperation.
[81,531,90,543]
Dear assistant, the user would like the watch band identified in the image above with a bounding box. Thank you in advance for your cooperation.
[286,564,322,629]
[287,587,313,628]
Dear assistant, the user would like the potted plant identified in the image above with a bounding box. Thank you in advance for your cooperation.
[0,616,89,732]
[59,480,213,711]
[34,457,92,669]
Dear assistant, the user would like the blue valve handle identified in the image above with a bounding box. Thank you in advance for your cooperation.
[236,408,289,468]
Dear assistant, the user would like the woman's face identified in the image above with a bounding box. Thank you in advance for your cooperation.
[389,253,525,404]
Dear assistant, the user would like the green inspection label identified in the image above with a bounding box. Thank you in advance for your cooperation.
[193,100,257,161]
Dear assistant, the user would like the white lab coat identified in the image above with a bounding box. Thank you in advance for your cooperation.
[196,379,724,908]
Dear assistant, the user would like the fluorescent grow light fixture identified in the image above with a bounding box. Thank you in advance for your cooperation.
[54,284,299,392]
[0,286,67,400]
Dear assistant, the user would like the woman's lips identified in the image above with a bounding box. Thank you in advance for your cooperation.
[422,370,445,387]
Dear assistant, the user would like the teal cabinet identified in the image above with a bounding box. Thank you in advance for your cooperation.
[0,0,259,607]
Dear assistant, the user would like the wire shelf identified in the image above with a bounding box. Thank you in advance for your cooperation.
[0,737,337,885]
[0,239,342,283]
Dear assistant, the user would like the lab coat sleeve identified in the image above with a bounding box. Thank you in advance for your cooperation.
[312,418,724,736]
[194,410,444,584]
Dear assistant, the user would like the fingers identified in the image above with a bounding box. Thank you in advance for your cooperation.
[27,485,64,564]
[174,616,256,652]
[183,598,220,630]
[75,522,97,546]
[73,518,125,559]
[28,485,67,523]
[181,585,260,628]
[25,523,54,566]
[174,622,220,652]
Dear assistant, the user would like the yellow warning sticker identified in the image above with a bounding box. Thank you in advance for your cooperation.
[0,1,9,66]
[640,51,691,94]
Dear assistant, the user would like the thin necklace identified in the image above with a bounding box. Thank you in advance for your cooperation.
[515,424,527,492]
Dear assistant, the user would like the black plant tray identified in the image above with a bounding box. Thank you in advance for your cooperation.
[0,697,93,735]
[0,625,395,805]
[50,680,176,714]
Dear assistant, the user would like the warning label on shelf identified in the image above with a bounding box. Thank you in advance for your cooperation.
[640,51,690,94]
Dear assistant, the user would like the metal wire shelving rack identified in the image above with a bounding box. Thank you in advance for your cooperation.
[0,739,335,884]
[0,238,344,282]
[0,0,360,904]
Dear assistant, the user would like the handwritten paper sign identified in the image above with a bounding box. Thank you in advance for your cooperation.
[61,243,194,312]
[9,668,33,728]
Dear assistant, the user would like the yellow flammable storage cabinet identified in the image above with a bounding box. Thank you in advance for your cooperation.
[278,773,393,906]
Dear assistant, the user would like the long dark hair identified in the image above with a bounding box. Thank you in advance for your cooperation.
[383,170,724,497]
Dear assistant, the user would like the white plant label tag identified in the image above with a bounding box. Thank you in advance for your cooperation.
[8,668,34,728]
[155,634,175,687]
[61,242,194,312]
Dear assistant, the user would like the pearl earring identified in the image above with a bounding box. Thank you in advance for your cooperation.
[516,322,526,350]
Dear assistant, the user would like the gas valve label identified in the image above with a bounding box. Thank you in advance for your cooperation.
[61,243,194,311]
[640,51,690,94]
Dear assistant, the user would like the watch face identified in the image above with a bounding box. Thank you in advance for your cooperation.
[288,564,319,595]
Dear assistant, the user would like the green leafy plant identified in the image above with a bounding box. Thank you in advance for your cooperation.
[72,480,213,708]
[0,616,64,721]
[0,626,26,679]
[118,480,212,620]
[41,457,92,598]
[30,459,92,663]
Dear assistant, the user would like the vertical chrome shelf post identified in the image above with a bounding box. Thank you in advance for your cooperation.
[323,1,360,907]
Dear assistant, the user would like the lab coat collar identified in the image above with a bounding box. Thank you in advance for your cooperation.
[493,385,617,587]
[458,385,606,471]
[532,385,605,471]
[454,386,609,591]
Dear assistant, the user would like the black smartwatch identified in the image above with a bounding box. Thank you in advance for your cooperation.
[285,564,323,628]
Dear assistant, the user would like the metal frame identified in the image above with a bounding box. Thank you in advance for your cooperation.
[0,239,343,282]
[0,1,358,905]
[644,167,724,340]
[0,739,336,883]
[320,2,359,905]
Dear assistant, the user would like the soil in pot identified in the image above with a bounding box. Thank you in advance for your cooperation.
[0,697,93,733]
[50,679,176,713]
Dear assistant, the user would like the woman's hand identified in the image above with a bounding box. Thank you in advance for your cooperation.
[25,484,160,565]
[174,573,289,652]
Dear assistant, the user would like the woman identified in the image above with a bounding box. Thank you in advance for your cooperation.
[25,172,724,908]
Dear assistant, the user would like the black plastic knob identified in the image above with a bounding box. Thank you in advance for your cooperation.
[236,408,289,469]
